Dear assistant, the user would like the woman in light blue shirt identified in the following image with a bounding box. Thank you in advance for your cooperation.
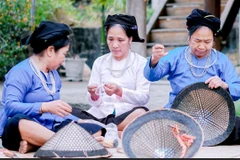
[144,9,240,108]
[0,21,105,154]
[144,8,240,145]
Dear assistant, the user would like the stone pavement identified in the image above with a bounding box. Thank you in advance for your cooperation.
[1,77,240,158]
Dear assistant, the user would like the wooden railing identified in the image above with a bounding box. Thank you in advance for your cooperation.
[146,0,167,36]
[220,0,239,42]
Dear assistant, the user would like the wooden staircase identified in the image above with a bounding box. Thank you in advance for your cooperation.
[146,0,229,56]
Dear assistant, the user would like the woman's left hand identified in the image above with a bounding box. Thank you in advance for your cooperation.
[77,118,85,123]
[104,82,122,97]
[205,76,228,90]
[41,100,72,117]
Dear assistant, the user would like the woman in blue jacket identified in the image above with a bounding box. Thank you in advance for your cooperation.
[144,8,240,145]
[0,21,105,154]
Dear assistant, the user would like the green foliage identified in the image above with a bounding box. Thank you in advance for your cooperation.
[33,0,126,28]
[76,0,126,27]
[0,0,83,81]
[34,0,82,26]
[0,0,152,80]
[0,0,31,81]
[146,3,154,23]
[235,100,240,116]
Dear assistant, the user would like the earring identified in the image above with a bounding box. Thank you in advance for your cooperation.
[213,42,216,47]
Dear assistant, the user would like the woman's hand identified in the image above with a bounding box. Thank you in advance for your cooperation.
[87,84,100,101]
[205,76,228,90]
[104,82,122,97]
[41,100,72,117]
[151,44,168,67]
[77,118,85,123]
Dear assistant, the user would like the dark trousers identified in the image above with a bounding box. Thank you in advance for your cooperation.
[1,114,106,151]
[71,106,149,125]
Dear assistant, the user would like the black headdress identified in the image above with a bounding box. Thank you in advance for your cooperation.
[186,9,221,36]
[104,14,145,43]
[21,21,71,53]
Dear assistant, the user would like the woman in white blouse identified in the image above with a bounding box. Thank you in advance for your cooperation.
[73,14,151,137]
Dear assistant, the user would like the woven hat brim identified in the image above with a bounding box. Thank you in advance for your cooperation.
[34,149,111,158]
[171,82,236,147]
[34,121,111,158]
[122,109,204,158]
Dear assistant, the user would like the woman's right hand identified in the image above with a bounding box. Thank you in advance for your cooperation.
[151,44,168,67]
[41,100,72,117]
[87,84,100,101]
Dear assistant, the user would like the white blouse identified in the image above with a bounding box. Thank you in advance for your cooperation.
[86,51,151,119]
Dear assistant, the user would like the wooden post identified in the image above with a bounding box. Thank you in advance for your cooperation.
[31,0,35,27]
[151,0,161,11]
[126,0,147,57]
[204,0,222,51]
[204,0,221,17]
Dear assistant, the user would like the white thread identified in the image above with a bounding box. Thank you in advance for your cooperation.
[95,84,104,96]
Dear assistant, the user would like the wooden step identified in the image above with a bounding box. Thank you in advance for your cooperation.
[173,0,203,3]
[146,47,175,57]
[173,0,228,5]
[147,42,188,49]
[146,42,188,56]
[166,3,225,16]
[166,4,204,16]
[150,28,188,44]
[146,0,228,53]
[166,2,204,7]
[169,0,227,6]
[157,16,186,29]
[147,42,189,47]
[221,0,228,4]
[157,4,225,29]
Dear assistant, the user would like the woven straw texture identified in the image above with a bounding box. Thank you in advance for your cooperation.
[122,109,203,158]
[34,121,111,158]
[171,82,236,147]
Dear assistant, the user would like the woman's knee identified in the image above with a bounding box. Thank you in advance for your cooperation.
[18,119,43,138]
[131,108,147,116]
[19,119,34,132]
[117,109,146,131]
[19,119,30,126]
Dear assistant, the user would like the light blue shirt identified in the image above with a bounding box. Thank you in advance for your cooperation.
[0,58,79,136]
[144,46,240,108]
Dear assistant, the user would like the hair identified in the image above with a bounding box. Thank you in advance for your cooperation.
[187,25,216,41]
[32,37,70,54]
[105,24,133,39]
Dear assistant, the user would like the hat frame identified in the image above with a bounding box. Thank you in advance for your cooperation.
[171,82,236,147]
[121,109,204,158]
[33,121,111,158]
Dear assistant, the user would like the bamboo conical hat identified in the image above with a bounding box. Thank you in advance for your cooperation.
[122,109,203,158]
[34,121,111,158]
[171,82,236,146]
